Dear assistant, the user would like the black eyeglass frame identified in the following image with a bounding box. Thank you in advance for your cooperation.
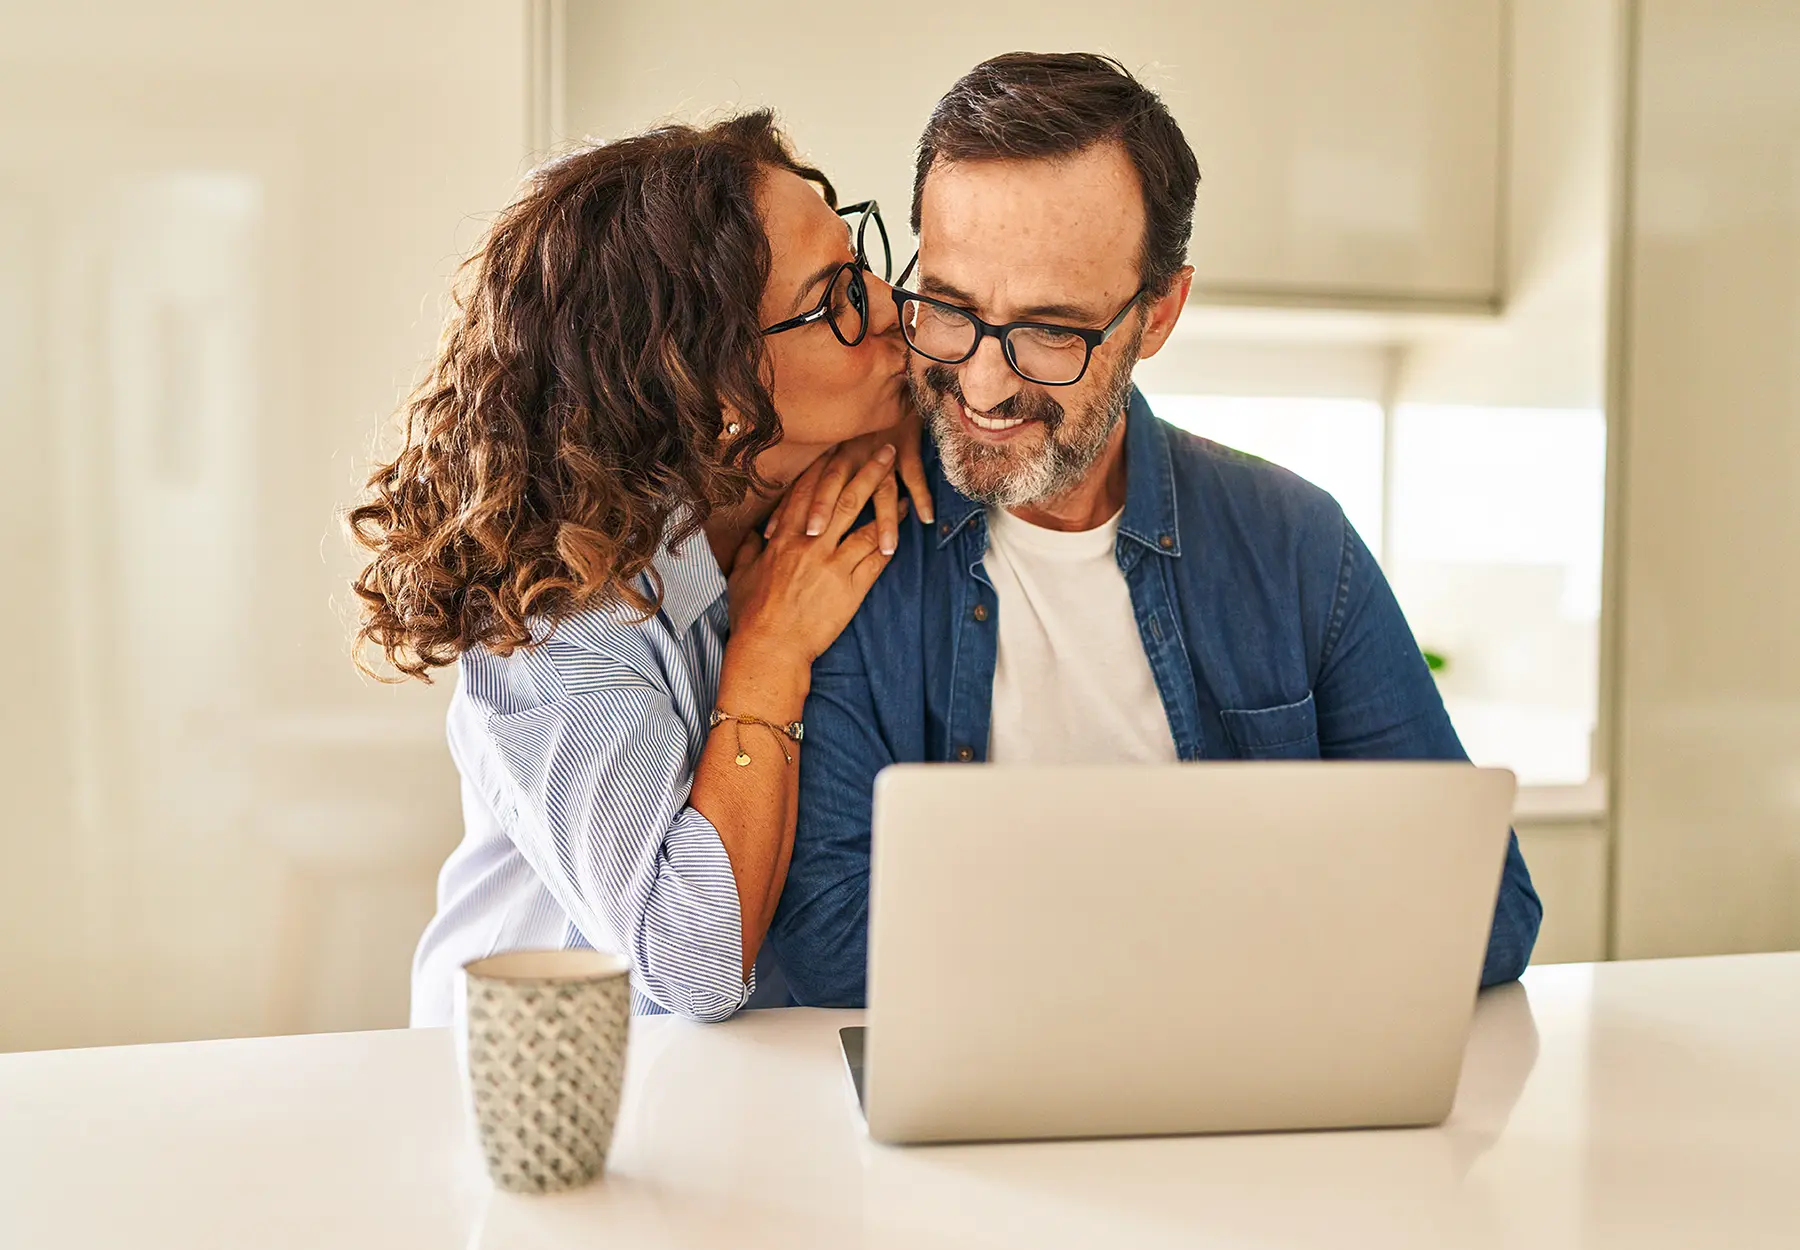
[759,201,891,345]
[889,251,1147,387]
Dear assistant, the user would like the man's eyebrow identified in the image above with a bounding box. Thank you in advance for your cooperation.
[1014,299,1108,323]
[917,273,980,306]
[915,274,1105,325]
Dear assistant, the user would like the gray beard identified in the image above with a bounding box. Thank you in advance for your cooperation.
[928,331,1142,510]
[933,401,1119,509]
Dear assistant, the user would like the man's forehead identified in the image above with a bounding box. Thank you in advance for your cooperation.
[917,143,1143,315]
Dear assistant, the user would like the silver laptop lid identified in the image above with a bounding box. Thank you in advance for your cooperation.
[862,762,1516,1144]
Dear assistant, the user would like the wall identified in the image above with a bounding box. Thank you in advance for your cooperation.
[0,2,527,1050]
[1608,0,1800,957]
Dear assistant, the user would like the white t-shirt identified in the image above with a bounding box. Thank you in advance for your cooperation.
[983,506,1178,764]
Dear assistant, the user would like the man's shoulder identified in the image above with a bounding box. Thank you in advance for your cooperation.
[1156,416,1337,508]
[1151,414,1349,544]
[842,512,930,625]
[820,503,937,680]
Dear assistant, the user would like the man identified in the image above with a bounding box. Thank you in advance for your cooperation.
[767,52,1541,1003]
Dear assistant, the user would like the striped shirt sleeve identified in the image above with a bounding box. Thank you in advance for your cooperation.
[474,671,752,1022]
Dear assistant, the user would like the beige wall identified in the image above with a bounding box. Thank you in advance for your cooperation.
[1608,0,1800,957]
[0,1,526,1050]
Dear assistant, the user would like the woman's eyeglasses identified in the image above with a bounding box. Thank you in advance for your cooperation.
[888,251,1145,387]
[760,201,891,347]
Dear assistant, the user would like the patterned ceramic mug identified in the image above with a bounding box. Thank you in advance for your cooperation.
[462,949,631,1194]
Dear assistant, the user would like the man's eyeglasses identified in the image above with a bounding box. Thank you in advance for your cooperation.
[760,201,891,347]
[889,251,1146,386]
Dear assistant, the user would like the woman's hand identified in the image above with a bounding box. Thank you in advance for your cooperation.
[730,444,905,666]
[792,400,933,551]
[699,435,911,985]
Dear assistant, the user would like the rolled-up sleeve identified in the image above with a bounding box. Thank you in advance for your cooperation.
[473,679,752,1022]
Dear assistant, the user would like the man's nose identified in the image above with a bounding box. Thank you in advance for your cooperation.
[957,334,1022,413]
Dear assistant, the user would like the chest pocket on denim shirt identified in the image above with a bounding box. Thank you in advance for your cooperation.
[1219,692,1320,760]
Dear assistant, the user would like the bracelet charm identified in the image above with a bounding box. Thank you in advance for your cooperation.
[710,708,803,767]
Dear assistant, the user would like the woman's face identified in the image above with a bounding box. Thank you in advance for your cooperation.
[754,168,908,465]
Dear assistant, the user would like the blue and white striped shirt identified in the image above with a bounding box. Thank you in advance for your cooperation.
[410,533,775,1026]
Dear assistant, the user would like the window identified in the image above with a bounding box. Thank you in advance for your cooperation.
[1151,396,1387,555]
[1148,394,1605,786]
[1387,405,1605,786]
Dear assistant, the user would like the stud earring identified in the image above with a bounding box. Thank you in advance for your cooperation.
[725,422,741,437]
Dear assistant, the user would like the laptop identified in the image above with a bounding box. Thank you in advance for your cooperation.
[845,761,1516,1145]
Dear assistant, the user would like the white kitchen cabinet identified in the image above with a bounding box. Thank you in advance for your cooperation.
[559,0,1504,309]
[1608,0,1800,959]
[1517,821,1610,964]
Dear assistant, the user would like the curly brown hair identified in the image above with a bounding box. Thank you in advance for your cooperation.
[347,111,833,681]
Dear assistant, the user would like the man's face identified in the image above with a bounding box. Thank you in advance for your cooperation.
[908,141,1152,509]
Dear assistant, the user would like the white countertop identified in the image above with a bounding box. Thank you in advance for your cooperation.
[2,954,1797,1249]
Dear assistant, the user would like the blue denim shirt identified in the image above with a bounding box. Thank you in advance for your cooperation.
[769,389,1542,1003]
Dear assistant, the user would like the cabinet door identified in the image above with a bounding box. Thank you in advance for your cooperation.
[1175,0,1503,304]
[1610,0,1800,959]
[564,0,1503,307]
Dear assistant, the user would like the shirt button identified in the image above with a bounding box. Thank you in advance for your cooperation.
[972,603,989,622]
[939,522,952,538]
[955,745,975,762]
[1159,533,1175,550]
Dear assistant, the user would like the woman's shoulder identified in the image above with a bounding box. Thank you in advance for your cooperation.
[458,533,725,714]
[456,593,692,713]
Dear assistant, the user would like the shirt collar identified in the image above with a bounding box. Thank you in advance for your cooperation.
[649,525,729,633]
[930,385,1181,557]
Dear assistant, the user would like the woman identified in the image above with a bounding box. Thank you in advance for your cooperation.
[349,112,930,1026]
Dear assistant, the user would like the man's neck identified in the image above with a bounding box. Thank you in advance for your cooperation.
[1004,411,1129,532]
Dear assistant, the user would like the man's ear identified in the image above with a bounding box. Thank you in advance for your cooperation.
[1135,266,1194,362]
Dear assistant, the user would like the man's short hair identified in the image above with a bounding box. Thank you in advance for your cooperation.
[911,51,1202,298]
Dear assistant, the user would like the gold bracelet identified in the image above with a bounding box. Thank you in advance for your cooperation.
[709,708,805,767]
